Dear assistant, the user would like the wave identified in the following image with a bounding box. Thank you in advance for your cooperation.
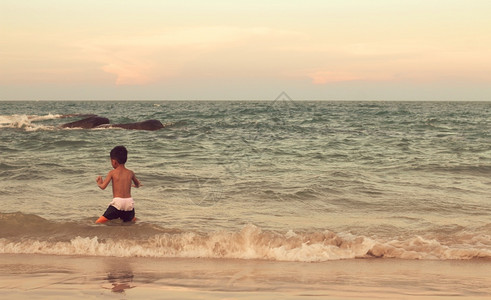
[1,213,490,261]
[407,164,491,177]
[0,114,66,131]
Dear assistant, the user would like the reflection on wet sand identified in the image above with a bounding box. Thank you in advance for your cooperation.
[103,259,134,293]
[106,271,134,293]
[1,254,490,299]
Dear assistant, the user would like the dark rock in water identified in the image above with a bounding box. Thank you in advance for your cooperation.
[61,116,110,129]
[110,119,164,131]
[61,115,165,131]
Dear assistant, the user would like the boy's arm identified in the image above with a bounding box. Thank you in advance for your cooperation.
[132,172,142,188]
[96,171,112,190]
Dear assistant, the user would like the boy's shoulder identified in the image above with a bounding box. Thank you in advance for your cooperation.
[121,166,135,175]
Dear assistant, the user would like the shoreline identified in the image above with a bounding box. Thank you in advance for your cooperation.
[1,254,490,299]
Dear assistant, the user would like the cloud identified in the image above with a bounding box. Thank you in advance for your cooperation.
[101,63,150,86]
[77,26,303,85]
[298,38,491,85]
[307,71,362,84]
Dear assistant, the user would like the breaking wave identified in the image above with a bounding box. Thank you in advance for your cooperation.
[0,114,65,131]
[1,213,490,261]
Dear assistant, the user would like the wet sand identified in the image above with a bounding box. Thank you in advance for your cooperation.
[0,254,490,299]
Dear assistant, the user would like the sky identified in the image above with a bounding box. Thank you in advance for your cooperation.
[1,0,491,101]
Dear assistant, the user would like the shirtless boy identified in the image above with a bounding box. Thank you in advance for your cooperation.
[95,146,141,223]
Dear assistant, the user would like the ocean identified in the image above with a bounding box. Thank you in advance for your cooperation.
[1,100,490,298]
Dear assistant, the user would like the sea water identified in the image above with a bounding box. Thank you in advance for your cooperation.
[0,100,490,261]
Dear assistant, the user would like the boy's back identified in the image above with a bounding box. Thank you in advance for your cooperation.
[110,166,136,198]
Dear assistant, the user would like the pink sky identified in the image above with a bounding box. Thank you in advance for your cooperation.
[1,1,491,100]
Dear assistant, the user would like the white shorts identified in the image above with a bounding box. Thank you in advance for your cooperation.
[109,197,134,211]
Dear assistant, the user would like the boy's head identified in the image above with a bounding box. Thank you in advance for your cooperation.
[110,146,127,165]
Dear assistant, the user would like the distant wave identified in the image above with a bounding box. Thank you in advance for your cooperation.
[0,114,64,131]
[1,213,490,261]
[0,114,97,131]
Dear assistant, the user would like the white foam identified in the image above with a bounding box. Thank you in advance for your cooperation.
[0,114,62,131]
[1,225,490,261]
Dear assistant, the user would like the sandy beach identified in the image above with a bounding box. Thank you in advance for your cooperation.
[1,254,490,299]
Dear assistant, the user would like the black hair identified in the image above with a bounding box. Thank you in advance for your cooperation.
[110,146,128,164]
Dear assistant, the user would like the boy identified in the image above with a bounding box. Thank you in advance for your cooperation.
[95,146,141,223]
